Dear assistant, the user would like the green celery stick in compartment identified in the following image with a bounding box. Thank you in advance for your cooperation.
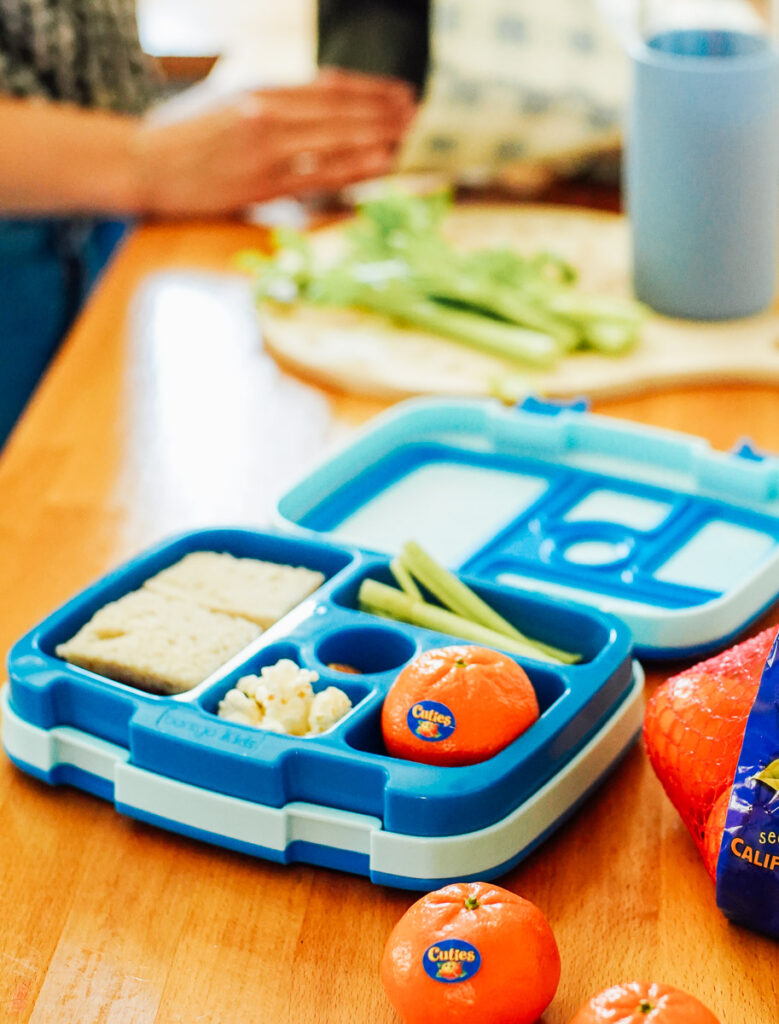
[400,540,522,637]
[358,579,565,664]
[358,543,580,665]
[390,557,422,600]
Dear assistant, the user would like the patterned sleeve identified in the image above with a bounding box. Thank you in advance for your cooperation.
[398,0,627,175]
[0,0,161,114]
[0,43,46,98]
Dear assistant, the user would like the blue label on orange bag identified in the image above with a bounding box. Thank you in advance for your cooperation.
[423,940,481,983]
[716,633,779,939]
[407,701,456,742]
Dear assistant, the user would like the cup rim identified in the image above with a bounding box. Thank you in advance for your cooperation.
[629,30,779,74]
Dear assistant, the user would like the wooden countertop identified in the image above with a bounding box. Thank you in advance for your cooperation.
[0,213,776,1024]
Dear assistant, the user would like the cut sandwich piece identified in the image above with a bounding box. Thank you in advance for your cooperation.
[144,551,325,629]
[55,589,261,694]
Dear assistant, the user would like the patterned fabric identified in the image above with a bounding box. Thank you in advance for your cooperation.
[399,0,629,175]
[0,0,160,114]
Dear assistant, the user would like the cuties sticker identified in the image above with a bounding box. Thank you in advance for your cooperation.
[407,700,456,742]
[423,939,481,983]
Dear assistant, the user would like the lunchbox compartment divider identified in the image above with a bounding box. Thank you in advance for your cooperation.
[7,529,364,741]
[6,516,636,841]
[331,557,617,667]
[1,665,645,889]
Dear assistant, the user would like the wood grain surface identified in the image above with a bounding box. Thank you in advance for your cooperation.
[0,215,777,1024]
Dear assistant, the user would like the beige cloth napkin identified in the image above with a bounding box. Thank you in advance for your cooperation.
[398,0,629,180]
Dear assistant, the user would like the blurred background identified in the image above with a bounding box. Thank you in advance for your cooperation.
[137,0,315,89]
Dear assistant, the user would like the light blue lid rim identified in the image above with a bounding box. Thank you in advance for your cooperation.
[276,396,779,656]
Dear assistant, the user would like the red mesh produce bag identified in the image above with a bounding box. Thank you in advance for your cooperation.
[643,625,778,878]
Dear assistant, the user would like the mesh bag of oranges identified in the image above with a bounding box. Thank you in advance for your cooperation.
[643,626,779,939]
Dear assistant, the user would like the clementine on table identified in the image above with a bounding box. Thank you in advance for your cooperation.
[380,881,560,1024]
[570,981,721,1024]
[381,645,539,766]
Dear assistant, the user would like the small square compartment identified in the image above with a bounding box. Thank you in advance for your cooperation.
[199,641,372,737]
[563,489,674,532]
[652,519,778,593]
[130,653,383,813]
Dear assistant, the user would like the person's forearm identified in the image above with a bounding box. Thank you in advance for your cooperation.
[0,73,415,219]
[0,97,143,216]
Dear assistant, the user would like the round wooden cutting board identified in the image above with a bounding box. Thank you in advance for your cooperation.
[259,204,779,401]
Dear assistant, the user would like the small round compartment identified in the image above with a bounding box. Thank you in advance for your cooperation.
[315,625,416,676]
[547,523,636,570]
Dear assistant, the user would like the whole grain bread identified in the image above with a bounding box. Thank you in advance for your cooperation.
[143,551,325,629]
[55,589,261,694]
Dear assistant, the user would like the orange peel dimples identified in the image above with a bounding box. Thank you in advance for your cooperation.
[569,981,721,1024]
[381,881,561,1024]
[381,645,540,767]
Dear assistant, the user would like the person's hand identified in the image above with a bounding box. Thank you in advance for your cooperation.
[134,69,416,216]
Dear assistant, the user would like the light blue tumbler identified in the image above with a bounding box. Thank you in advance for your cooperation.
[626,4,779,320]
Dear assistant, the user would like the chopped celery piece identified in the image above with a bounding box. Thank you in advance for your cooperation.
[400,540,521,639]
[390,557,422,600]
[399,541,579,664]
[240,191,646,370]
[358,580,563,664]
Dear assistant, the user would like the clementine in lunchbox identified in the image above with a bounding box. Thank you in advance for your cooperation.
[381,645,539,766]
[381,881,560,1024]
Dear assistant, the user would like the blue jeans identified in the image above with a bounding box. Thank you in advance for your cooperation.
[0,217,126,449]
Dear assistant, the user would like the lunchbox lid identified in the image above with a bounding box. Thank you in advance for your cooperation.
[277,396,779,658]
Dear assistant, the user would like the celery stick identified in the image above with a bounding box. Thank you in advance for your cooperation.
[241,191,647,371]
[390,557,422,600]
[415,271,581,349]
[399,541,579,664]
[582,320,640,355]
[545,290,647,322]
[400,540,520,637]
[358,580,564,664]
[351,289,561,368]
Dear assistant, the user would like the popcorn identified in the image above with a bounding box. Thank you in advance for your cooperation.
[217,658,351,736]
[307,687,353,736]
[217,688,263,727]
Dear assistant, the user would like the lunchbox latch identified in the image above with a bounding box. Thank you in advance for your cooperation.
[517,395,590,416]
[732,438,766,463]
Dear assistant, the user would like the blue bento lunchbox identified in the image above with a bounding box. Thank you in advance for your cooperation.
[6,396,779,889]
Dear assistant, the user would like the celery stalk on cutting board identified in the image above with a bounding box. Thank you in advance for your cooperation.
[238,192,646,370]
